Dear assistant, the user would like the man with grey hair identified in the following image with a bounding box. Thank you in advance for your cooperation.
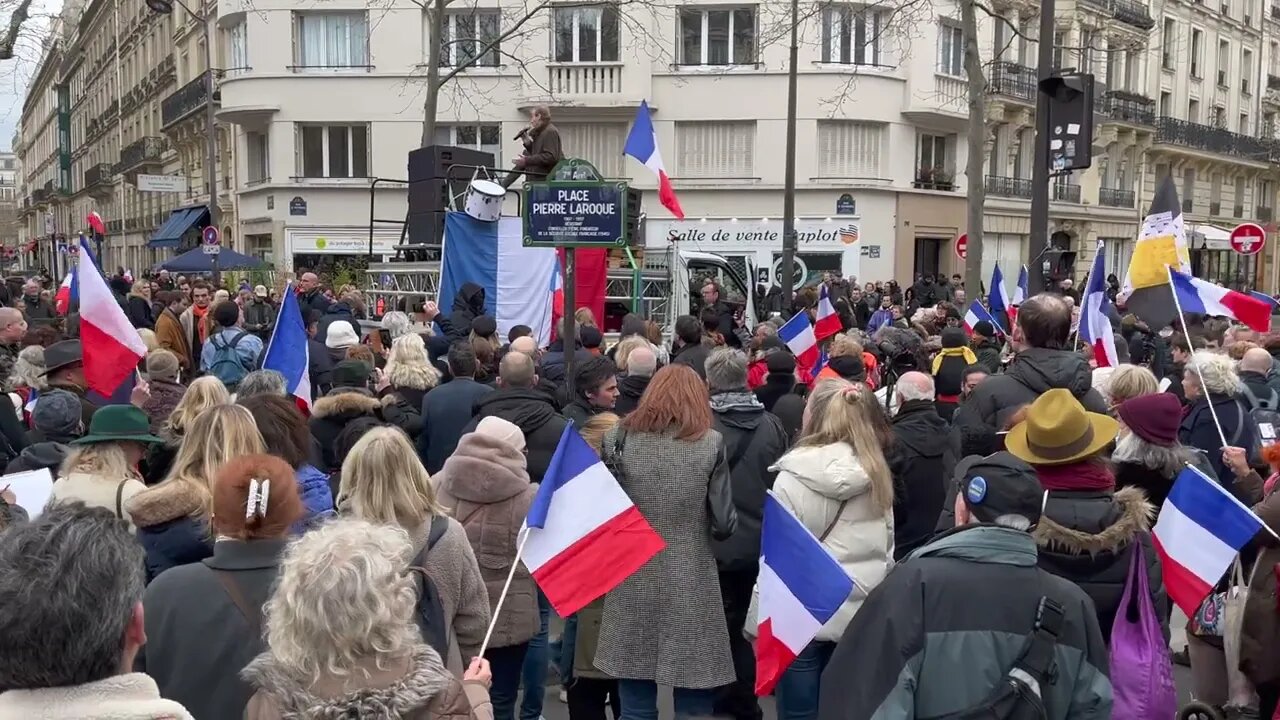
[465,349,567,485]
[235,369,288,401]
[820,452,1113,720]
[888,371,955,560]
[504,104,562,188]
[615,345,656,416]
[705,347,787,719]
[0,503,195,717]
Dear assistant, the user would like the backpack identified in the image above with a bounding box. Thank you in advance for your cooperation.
[409,514,451,660]
[1241,385,1280,446]
[930,596,1065,720]
[207,330,251,389]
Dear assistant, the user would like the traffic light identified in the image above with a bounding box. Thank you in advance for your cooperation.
[1040,73,1094,172]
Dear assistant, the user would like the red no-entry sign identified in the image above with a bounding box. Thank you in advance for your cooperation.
[1230,223,1267,256]
[955,233,968,260]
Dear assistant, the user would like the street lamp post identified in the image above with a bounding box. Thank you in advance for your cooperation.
[146,0,219,281]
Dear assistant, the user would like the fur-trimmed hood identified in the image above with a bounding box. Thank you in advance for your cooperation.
[241,644,454,720]
[1034,486,1154,556]
[312,389,382,420]
[436,431,530,504]
[124,479,205,528]
[386,361,439,392]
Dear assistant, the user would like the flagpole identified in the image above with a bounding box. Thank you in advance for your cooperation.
[1167,266,1228,448]
[477,527,531,658]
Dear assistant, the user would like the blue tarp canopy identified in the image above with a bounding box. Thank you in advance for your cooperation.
[148,205,209,248]
[154,246,266,272]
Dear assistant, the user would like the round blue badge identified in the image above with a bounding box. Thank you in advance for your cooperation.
[966,476,988,504]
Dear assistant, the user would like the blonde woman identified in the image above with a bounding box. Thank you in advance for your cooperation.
[611,335,650,374]
[241,519,493,719]
[381,332,440,413]
[337,426,490,667]
[765,378,894,720]
[50,405,163,530]
[1102,364,1159,410]
[145,375,230,484]
[1182,350,1255,488]
[127,404,265,581]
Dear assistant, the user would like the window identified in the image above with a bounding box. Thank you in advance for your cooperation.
[226,20,247,75]
[1105,41,1119,87]
[816,121,883,177]
[556,123,626,178]
[1191,28,1203,77]
[298,124,369,178]
[1211,172,1223,210]
[1162,19,1176,69]
[1241,113,1250,134]
[1183,168,1196,210]
[1218,39,1230,86]
[679,8,757,66]
[553,6,619,63]
[937,21,963,76]
[1052,30,1066,70]
[1160,90,1171,116]
[822,5,883,66]
[1242,49,1253,94]
[1079,29,1094,73]
[1236,176,1247,211]
[433,124,502,168]
[1212,105,1226,127]
[675,121,755,178]
[246,131,268,184]
[294,12,369,69]
[439,11,500,67]
[918,133,951,174]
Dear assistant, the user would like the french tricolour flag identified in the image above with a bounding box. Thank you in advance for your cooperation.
[988,263,1012,330]
[778,311,820,379]
[77,237,146,397]
[1010,264,1029,327]
[814,284,841,340]
[1154,465,1269,615]
[963,300,1000,336]
[755,493,855,695]
[1169,267,1273,333]
[54,270,74,315]
[262,283,313,414]
[522,425,666,617]
[624,100,684,219]
[1080,243,1118,368]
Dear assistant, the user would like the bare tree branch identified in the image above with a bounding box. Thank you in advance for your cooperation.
[0,0,37,61]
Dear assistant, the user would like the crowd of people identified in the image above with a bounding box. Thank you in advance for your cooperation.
[1,265,1279,720]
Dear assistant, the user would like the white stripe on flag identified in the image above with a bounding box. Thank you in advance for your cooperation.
[757,562,826,653]
[1154,501,1239,583]
[493,217,557,344]
[522,461,635,572]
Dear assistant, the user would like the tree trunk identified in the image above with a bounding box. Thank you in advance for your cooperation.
[961,0,986,297]
[419,0,445,147]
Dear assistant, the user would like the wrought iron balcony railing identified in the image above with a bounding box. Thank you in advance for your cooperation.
[989,62,1036,102]
[115,136,164,174]
[161,71,220,129]
[1099,187,1136,208]
[985,175,1033,199]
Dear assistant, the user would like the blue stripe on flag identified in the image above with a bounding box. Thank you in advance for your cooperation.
[1169,270,1210,315]
[262,284,310,401]
[624,100,658,161]
[761,494,855,623]
[1168,466,1264,549]
[527,425,601,529]
[1250,290,1280,309]
[439,212,500,319]
[777,311,810,344]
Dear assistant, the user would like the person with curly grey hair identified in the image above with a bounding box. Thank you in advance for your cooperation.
[241,518,494,719]
[235,369,288,401]
[1181,349,1258,491]
[0,503,195,718]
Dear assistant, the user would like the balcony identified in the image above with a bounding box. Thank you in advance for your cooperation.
[31,188,48,207]
[107,219,122,234]
[985,175,1033,199]
[1113,0,1157,28]
[84,163,114,198]
[1267,75,1280,106]
[1097,89,1156,125]
[914,167,956,191]
[990,62,1036,102]
[1258,206,1274,222]
[1053,183,1082,203]
[547,63,624,98]
[1099,187,1136,207]
[114,136,165,176]
[1155,116,1274,161]
[161,71,220,130]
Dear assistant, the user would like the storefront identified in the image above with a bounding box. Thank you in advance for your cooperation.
[284,227,401,275]
[644,217,868,291]
[1189,224,1260,290]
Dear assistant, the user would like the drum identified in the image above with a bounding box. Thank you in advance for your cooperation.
[464,180,505,222]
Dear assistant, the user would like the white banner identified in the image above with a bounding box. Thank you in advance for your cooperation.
[136,174,188,193]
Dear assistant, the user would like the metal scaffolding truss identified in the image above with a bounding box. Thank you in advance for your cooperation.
[364,262,441,310]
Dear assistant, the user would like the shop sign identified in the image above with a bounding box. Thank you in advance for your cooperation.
[649,218,860,248]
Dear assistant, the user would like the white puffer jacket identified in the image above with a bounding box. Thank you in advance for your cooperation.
[766,441,895,641]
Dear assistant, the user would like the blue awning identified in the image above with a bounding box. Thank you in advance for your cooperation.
[148,206,209,249]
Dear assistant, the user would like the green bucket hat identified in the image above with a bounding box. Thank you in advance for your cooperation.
[72,405,165,445]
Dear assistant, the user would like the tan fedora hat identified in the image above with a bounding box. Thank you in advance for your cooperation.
[1005,388,1119,466]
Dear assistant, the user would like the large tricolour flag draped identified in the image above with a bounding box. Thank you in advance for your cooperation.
[814,285,841,340]
[988,263,1012,330]
[755,493,855,696]
[439,212,558,345]
[623,100,684,219]
[1080,242,1118,368]
[522,425,666,617]
[1123,175,1191,330]
[1153,465,1268,615]
[262,283,313,414]
[778,311,819,379]
[1169,266,1273,333]
[77,237,146,397]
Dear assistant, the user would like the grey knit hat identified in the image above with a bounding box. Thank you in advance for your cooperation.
[32,389,83,440]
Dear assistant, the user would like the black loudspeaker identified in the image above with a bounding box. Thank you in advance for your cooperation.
[406,211,449,250]
[407,178,455,212]
[407,145,496,182]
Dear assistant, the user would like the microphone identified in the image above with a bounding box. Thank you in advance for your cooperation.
[513,126,530,141]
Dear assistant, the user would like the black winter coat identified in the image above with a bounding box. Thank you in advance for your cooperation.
[1182,392,1259,495]
[671,341,711,379]
[952,347,1108,439]
[6,441,69,475]
[309,390,386,473]
[137,539,287,719]
[465,387,567,485]
[754,373,799,413]
[710,392,788,572]
[125,480,214,582]
[971,338,1002,374]
[316,303,361,347]
[889,400,955,560]
[437,282,487,341]
[1034,486,1168,645]
[125,295,155,330]
[416,378,493,474]
[297,288,333,319]
[613,374,650,416]
[540,340,592,386]
[243,299,277,341]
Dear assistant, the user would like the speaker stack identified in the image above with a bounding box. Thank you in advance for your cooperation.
[403,145,496,261]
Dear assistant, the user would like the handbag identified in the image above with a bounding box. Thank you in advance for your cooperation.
[1191,590,1227,638]
[1224,557,1260,710]
[1109,542,1178,720]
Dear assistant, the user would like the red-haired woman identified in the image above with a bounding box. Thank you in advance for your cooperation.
[594,364,737,720]
[137,454,305,720]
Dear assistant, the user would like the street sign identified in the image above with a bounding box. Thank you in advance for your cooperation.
[202,244,221,255]
[1230,222,1267,256]
[523,158,628,247]
[202,226,219,245]
[136,174,187,193]
[955,233,968,260]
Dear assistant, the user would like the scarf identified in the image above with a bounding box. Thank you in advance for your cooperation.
[192,304,210,344]
[1036,460,1116,492]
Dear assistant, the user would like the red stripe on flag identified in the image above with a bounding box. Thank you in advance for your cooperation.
[657,170,684,219]
[1152,534,1215,616]
[1091,338,1112,368]
[530,504,665,617]
[814,314,842,341]
[79,320,143,399]
[1220,290,1274,333]
[753,618,799,696]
